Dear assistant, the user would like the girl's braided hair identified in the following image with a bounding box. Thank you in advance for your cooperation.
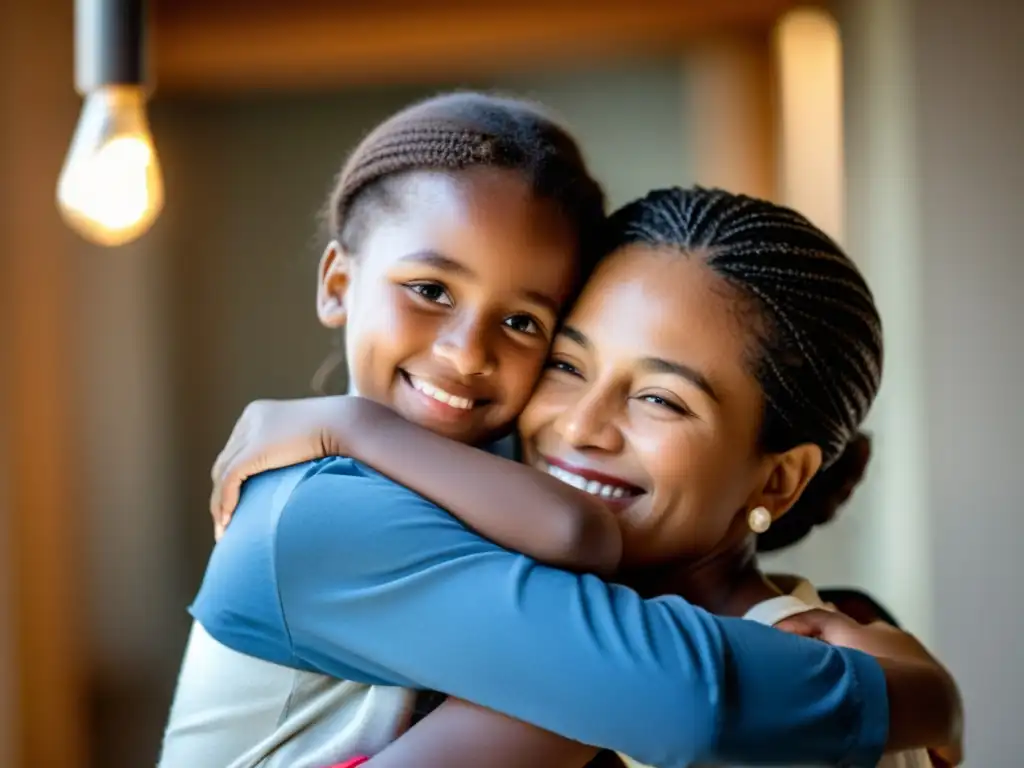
[327,91,606,275]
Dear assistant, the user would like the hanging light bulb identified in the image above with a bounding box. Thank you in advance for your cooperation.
[57,0,163,247]
[57,86,163,246]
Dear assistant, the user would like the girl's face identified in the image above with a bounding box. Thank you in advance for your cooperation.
[319,167,580,446]
[518,245,820,566]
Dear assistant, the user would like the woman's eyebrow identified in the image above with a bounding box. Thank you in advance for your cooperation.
[559,325,717,400]
[560,324,589,348]
[639,357,719,402]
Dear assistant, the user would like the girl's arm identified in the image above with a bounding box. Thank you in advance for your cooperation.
[779,609,963,762]
[815,592,963,767]
[211,396,621,575]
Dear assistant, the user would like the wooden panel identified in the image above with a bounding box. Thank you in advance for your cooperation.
[0,0,89,765]
[152,0,807,92]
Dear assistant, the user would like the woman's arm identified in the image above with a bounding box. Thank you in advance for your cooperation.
[210,396,621,575]
[366,699,599,768]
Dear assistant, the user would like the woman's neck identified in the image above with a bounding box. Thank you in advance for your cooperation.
[621,536,781,618]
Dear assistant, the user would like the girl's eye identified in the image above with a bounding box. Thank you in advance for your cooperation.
[546,359,582,377]
[637,393,691,416]
[504,314,540,335]
[406,282,453,307]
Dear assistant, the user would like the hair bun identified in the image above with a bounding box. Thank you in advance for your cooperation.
[756,432,873,552]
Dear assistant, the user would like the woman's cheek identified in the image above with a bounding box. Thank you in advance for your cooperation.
[518,397,562,446]
[526,380,575,420]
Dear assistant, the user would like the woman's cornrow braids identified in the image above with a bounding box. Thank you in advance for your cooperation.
[608,186,883,469]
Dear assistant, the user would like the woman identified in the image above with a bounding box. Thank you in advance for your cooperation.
[201,187,961,767]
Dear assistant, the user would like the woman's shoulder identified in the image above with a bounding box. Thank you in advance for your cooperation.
[740,574,824,628]
[760,574,901,627]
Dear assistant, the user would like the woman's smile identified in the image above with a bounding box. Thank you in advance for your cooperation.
[537,454,646,508]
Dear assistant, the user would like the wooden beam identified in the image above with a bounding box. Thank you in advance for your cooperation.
[153,0,804,93]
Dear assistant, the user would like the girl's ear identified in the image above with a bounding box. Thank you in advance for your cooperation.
[317,241,352,329]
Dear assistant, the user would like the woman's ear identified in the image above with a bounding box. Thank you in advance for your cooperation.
[750,443,823,523]
[317,241,352,329]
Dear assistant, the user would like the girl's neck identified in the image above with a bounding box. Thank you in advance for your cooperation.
[621,536,781,618]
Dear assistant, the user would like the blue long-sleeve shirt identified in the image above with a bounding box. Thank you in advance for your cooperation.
[191,458,889,767]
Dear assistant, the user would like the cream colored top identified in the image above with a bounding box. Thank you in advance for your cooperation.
[618,577,932,768]
[160,621,415,768]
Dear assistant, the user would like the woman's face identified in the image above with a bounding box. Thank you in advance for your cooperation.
[319,167,580,446]
[519,245,786,566]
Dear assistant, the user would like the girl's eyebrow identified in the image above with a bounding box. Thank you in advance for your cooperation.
[522,289,558,315]
[399,250,470,275]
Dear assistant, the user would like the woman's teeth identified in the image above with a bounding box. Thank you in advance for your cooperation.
[545,464,631,499]
[410,377,474,410]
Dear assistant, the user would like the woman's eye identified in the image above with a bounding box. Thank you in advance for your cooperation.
[406,282,452,306]
[504,314,540,335]
[639,394,690,416]
[546,359,582,377]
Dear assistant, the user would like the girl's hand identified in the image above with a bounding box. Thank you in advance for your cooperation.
[776,610,963,765]
[778,610,941,676]
[210,396,356,538]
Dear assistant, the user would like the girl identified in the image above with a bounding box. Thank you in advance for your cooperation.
[160,89,612,768]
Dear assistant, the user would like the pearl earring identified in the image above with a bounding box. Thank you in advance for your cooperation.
[748,506,772,534]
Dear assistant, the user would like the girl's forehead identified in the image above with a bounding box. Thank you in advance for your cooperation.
[357,170,582,307]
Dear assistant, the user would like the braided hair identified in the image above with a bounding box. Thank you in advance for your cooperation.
[608,187,883,550]
[326,91,606,274]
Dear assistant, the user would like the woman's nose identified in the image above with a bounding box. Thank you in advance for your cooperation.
[553,387,624,453]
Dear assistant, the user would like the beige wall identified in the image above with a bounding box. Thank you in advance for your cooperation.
[837,0,1024,762]
[913,0,1024,760]
[770,3,1024,759]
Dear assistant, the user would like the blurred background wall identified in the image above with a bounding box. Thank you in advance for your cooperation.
[2,0,1022,765]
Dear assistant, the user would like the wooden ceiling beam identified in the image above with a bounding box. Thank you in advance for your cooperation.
[152,0,806,93]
